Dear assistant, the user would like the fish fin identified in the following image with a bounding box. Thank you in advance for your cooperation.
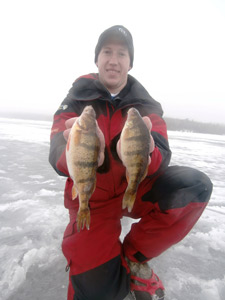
[72,185,78,200]
[126,170,129,183]
[140,165,148,183]
[122,189,136,213]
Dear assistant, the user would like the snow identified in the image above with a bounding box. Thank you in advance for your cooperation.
[0,117,224,300]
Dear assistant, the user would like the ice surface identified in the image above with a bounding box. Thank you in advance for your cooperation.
[0,118,224,300]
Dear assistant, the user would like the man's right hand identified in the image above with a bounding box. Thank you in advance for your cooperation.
[63,117,78,141]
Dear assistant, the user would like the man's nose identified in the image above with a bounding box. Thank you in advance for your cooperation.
[108,53,118,65]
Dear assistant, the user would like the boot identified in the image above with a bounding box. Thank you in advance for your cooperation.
[127,259,165,300]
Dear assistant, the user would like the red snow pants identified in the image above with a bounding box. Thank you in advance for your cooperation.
[62,166,212,300]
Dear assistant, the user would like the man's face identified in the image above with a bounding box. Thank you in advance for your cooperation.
[96,40,131,94]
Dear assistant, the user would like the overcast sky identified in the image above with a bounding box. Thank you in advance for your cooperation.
[1,0,225,124]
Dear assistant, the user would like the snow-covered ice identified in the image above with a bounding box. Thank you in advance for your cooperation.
[0,117,224,300]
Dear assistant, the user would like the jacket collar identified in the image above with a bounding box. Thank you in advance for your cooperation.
[68,73,163,115]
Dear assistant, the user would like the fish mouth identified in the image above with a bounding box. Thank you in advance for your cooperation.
[128,107,139,116]
[83,106,96,116]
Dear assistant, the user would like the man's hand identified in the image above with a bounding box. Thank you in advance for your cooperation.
[63,117,105,167]
[142,116,155,154]
[116,116,155,164]
[63,117,77,141]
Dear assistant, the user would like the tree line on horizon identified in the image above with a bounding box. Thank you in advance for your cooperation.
[0,111,225,135]
[165,117,225,135]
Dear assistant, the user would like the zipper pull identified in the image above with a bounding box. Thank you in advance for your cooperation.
[65,259,72,272]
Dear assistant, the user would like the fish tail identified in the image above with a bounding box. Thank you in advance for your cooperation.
[76,194,91,232]
[76,208,90,232]
[72,184,77,200]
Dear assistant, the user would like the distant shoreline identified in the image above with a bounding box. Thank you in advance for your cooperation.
[1,112,225,135]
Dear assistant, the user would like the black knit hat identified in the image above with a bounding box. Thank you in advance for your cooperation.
[95,25,134,67]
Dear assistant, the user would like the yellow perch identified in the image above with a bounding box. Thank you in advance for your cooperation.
[66,106,100,231]
[121,107,150,212]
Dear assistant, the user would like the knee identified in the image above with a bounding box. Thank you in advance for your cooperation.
[143,166,213,210]
[182,167,213,202]
[196,169,213,200]
[165,166,213,209]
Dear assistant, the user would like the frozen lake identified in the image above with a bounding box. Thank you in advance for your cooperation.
[0,117,224,300]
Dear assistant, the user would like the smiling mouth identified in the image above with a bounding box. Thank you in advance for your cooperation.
[107,69,120,74]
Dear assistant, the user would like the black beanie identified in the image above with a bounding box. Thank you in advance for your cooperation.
[94,25,134,67]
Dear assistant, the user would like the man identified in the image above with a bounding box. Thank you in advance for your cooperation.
[49,25,213,300]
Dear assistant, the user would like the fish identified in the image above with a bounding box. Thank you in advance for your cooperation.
[66,106,100,231]
[120,107,150,212]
